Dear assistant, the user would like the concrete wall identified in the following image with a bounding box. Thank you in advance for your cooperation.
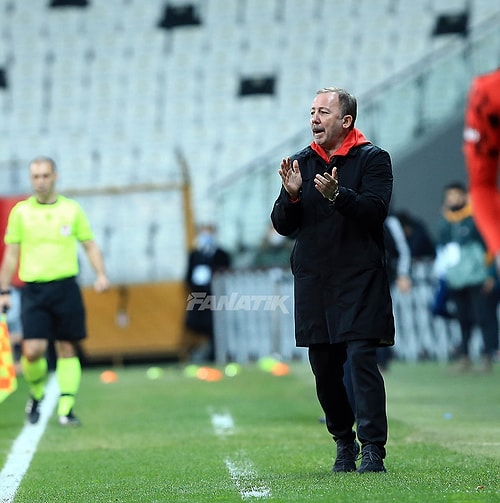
[392,113,467,239]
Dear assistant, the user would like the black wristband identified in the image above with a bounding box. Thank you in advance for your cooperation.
[0,289,11,295]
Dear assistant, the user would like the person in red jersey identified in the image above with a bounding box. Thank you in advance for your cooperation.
[463,67,500,274]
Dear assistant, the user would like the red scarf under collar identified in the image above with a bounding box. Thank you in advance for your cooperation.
[310,128,370,162]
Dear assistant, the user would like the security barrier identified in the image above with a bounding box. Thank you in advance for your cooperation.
[212,261,487,364]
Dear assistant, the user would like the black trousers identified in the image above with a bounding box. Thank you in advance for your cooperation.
[308,340,388,457]
[450,284,499,357]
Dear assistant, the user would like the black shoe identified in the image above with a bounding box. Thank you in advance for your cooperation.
[332,439,360,472]
[357,444,386,473]
[25,396,42,424]
[58,410,81,427]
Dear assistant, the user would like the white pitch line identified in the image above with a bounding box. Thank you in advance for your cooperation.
[209,409,271,500]
[224,457,272,500]
[210,411,235,436]
[0,374,59,503]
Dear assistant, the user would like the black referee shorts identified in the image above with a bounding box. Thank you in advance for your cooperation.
[21,276,87,341]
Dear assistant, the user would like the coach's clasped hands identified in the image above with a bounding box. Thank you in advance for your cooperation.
[314,166,339,201]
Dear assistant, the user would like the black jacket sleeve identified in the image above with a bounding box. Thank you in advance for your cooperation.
[270,187,302,237]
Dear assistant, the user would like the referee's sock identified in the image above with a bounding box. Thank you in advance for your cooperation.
[21,356,47,401]
[56,357,82,417]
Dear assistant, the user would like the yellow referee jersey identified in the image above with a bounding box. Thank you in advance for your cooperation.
[4,196,94,282]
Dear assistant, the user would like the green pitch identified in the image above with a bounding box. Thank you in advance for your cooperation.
[1,361,499,502]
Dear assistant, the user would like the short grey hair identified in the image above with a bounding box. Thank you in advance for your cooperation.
[316,87,357,127]
[29,156,57,172]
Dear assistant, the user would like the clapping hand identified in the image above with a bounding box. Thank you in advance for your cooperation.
[314,166,339,200]
[279,157,302,199]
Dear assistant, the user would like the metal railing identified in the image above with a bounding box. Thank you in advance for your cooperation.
[212,260,487,364]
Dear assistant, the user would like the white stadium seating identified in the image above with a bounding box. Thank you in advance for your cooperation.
[0,0,499,282]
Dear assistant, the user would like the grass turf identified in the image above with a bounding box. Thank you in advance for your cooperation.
[1,361,499,502]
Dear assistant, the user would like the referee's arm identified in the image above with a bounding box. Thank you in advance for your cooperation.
[81,240,109,293]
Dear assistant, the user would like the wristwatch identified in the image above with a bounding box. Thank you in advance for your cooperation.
[328,189,340,202]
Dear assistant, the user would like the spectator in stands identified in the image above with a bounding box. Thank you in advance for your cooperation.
[182,224,231,362]
[379,214,412,371]
[0,156,109,426]
[395,210,436,260]
[271,87,394,473]
[463,67,500,277]
[435,182,498,373]
[384,214,412,293]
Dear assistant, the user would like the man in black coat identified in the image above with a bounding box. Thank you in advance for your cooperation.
[183,224,231,362]
[271,87,394,473]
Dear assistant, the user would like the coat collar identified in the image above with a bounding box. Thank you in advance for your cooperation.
[310,128,370,162]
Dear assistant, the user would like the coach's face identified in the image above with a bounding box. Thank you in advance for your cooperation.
[310,92,352,154]
[30,161,57,203]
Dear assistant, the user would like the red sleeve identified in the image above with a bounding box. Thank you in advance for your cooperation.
[463,70,500,255]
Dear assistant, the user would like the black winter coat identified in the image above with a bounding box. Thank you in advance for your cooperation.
[271,142,395,347]
[184,247,231,336]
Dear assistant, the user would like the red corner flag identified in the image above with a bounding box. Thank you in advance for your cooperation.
[0,313,17,403]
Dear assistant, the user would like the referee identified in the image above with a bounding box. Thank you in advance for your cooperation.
[0,156,109,426]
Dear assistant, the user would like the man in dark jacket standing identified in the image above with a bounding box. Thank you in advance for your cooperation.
[271,87,394,473]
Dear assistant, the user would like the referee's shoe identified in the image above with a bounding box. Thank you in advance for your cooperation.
[25,396,42,424]
[58,409,81,427]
